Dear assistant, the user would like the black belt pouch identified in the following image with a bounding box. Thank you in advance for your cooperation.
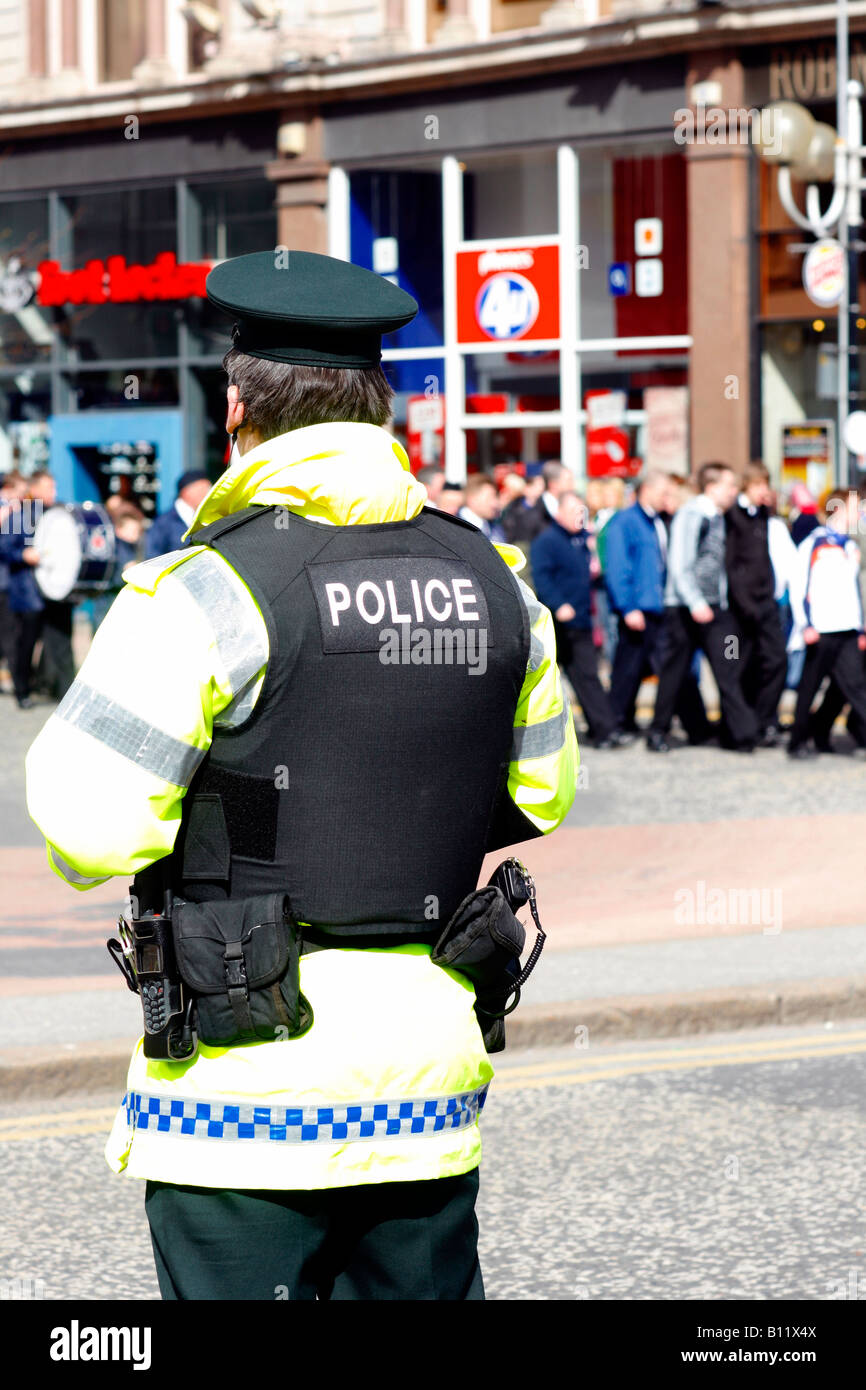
[173,893,312,1046]
[431,886,525,1054]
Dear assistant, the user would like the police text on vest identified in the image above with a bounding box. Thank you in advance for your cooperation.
[306,556,491,657]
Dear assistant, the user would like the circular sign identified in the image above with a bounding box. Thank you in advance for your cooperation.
[0,259,35,312]
[475,272,540,340]
[843,410,866,456]
[803,238,845,307]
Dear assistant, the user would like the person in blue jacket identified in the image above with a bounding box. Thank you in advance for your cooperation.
[144,471,211,559]
[531,490,624,748]
[603,472,711,742]
[0,470,74,708]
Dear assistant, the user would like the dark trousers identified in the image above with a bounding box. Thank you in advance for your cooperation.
[12,610,42,701]
[789,631,866,749]
[556,625,614,742]
[145,1169,484,1301]
[738,601,788,731]
[38,600,75,699]
[609,612,710,740]
[650,607,758,747]
[810,651,866,745]
[0,592,16,674]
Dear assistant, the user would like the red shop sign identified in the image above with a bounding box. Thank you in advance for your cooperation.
[455,243,559,345]
[36,252,211,306]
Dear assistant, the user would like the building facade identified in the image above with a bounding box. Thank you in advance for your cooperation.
[0,0,862,501]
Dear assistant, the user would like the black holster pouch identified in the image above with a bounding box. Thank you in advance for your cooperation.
[431,886,525,1054]
[173,893,313,1047]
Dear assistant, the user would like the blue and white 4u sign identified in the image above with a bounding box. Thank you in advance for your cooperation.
[475,273,540,340]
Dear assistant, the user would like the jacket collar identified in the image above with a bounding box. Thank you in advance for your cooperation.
[186,421,428,537]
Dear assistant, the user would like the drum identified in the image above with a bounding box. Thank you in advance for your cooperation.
[34,502,116,604]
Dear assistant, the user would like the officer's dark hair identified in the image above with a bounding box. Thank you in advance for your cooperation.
[223,348,394,439]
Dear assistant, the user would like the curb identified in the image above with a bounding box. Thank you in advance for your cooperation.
[2,977,865,1098]
[0,1040,133,1101]
[505,976,866,1050]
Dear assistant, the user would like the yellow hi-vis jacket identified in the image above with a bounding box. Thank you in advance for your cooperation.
[26,423,579,1191]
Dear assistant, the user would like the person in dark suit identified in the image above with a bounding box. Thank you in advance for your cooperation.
[145,472,211,559]
[501,473,548,546]
[531,491,625,749]
[725,462,788,747]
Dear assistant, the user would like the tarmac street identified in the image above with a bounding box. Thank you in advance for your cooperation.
[1,1026,864,1301]
[2,699,866,1300]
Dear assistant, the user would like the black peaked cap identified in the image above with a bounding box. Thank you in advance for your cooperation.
[206,250,419,369]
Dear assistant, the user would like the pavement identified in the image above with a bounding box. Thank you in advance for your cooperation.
[3,678,866,1097]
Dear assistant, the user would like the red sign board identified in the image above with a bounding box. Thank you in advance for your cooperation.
[456,243,559,345]
[585,389,640,479]
[407,394,445,471]
[36,252,211,307]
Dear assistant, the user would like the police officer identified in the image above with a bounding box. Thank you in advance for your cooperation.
[26,251,578,1301]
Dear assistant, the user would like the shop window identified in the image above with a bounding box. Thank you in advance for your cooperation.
[0,198,53,366]
[64,369,179,411]
[578,147,688,344]
[460,347,688,475]
[760,321,840,486]
[381,357,447,468]
[0,375,52,475]
[191,367,235,476]
[350,170,444,348]
[59,303,179,363]
[98,0,147,83]
[193,181,277,261]
[64,187,177,269]
[462,152,557,242]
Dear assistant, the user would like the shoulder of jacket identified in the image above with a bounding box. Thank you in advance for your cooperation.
[492,541,527,574]
[122,544,218,595]
[422,504,484,537]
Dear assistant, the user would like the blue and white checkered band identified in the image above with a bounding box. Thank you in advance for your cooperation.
[124,1086,489,1144]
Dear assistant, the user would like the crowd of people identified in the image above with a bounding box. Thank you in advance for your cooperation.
[418,459,866,758]
[0,468,210,709]
[5,453,866,759]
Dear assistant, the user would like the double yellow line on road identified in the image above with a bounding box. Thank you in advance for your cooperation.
[1,1030,865,1143]
[491,1028,866,1092]
[0,1105,119,1144]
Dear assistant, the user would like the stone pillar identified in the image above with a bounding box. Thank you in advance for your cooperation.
[434,0,477,48]
[685,50,752,471]
[265,112,330,255]
[133,0,177,86]
[61,0,78,67]
[29,0,47,77]
[380,0,413,53]
[48,0,85,96]
[205,0,276,75]
[539,0,587,29]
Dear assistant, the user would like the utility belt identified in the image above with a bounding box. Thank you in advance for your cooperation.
[107,859,545,1061]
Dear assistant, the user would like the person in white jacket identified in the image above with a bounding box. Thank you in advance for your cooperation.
[787,488,866,759]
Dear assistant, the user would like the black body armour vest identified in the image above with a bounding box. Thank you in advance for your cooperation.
[164,504,531,940]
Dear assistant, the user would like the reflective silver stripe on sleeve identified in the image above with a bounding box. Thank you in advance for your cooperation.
[214,669,265,729]
[168,551,268,698]
[516,575,544,627]
[515,576,546,672]
[55,683,204,787]
[511,702,573,761]
[49,846,108,886]
[127,550,192,590]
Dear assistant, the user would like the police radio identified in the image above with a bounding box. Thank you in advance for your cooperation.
[107,887,196,1061]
